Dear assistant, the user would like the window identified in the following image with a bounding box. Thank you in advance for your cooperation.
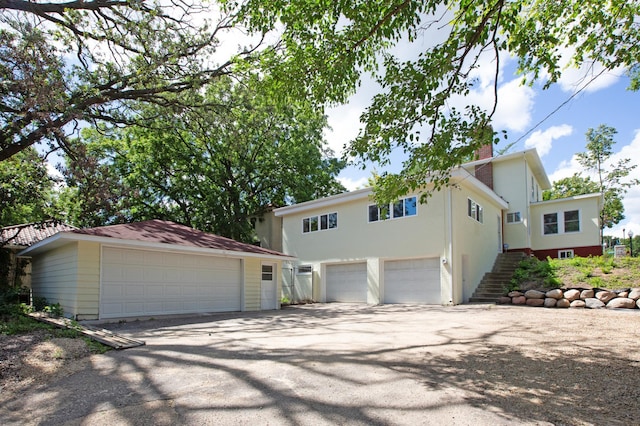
[296,265,312,275]
[543,213,558,235]
[558,249,574,259]
[507,212,521,223]
[467,198,483,223]
[564,210,580,233]
[369,197,416,222]
[261,264,273,281]
[302,212,338,233]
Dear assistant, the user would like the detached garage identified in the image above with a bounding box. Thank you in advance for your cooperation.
[19,220,293,320]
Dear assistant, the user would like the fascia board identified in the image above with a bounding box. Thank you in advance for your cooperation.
[274,187,373,217]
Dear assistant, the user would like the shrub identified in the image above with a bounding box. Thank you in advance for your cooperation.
[510,257,559,289]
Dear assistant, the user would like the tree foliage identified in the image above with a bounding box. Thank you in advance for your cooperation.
[60,76,346,241]
[0,0,266,161]
[231,0,640,203]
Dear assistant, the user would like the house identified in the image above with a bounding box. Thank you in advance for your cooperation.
[258,146,602,305]
[18,220,293,320]
[1,220,77,288]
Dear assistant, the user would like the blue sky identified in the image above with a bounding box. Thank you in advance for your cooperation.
[325,57,640,240]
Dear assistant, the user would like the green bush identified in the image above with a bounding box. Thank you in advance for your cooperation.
[510,257,560,289]
[33,296,48,312]
[43,303,63,317]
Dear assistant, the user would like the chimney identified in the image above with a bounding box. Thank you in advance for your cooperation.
[474,142,494,189]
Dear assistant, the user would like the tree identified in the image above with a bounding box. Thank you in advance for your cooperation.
[0,0,267,161]
[544,125,639,241]
[0,147,58,227]
[232,0,640,204]
[60,76,346,241]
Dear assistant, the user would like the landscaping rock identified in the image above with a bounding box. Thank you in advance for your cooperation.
[585,298,605,309]
[497,296,512,305]
[606,298,637,309]
[570,300,586,308]
[512,296,526,305]
[638,300,640,309]
[556,298,571,308]
[595,291,617,303]
[544,298,557,308]
[564,289,581,302]
[618,291,629,298]
[526,298,545,307]
[508,291,523,297]
[628,288,640,301]
[524,290,546,299]
[580,289,595,299]
[545,289,564,299]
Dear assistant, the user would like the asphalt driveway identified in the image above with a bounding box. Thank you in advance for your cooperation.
[1,303,639,425]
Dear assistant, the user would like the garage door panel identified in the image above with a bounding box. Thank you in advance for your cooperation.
[101,247,242,319]
[384,258,440,304]
[326,263,367,303]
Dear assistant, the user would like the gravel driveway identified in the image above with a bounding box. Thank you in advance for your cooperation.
[1,303,639,425]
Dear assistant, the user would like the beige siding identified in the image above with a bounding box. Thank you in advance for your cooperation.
[30,242,79,318]
[493,156,531,251]
[243,257,283,311]
[254,212,283,252]
[76,241,100,320]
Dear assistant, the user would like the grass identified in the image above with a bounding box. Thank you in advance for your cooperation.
[510,255,640,291]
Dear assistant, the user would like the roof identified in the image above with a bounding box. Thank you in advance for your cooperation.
[1,220,77,248]
[20,220,294,260]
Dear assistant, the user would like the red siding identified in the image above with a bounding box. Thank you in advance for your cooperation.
[533,245,603,260]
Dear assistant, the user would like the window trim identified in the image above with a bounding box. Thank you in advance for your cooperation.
[563,209,580,233]
[467,198,484,224]
[506,211,522,224]
[542,209,581,236]
[296,265,313,275]
[302,212,338,234]
[558,249,574,259]
[368,196,417,223]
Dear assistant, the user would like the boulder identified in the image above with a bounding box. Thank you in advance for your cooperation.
[512,296,526,305]
[580,289,595,299]
[638,300,640,309]
[585,298,605,309]
[595,291,617,303]
[617,291,629,298]
[564,289,581,302]
[545,289,564,299]
[628,288,640,301]
[524,290,546,299]
[556,298,571,308]
[544,298,557,308]
[606,298,637,309]
[508,291,523,298]
[497,296,512,305]
[570,300,586,308]
[526,298,545,307]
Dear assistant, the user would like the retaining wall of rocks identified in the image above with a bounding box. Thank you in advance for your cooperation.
[497,288,640,309]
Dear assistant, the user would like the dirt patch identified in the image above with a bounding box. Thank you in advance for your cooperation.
[0,330,91,394]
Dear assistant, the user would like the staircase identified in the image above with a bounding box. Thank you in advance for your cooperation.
[469,252,526,303]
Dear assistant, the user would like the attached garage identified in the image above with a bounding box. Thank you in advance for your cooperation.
[326,262,367,303]
[21,220,293,320]
[383,258,441,304]
[100,247,242,319]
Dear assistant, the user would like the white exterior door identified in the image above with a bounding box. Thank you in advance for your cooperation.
[383,258,441,304]
[326,263,368,303]
[261,263,277,310]
[100,247,242,319]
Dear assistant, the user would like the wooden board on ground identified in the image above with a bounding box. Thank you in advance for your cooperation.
[28,313,145,349]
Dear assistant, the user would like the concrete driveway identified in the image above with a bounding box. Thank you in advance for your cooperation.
[1,303,639,425]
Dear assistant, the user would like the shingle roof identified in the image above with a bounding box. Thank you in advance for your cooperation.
[1,220,77,248]
[70,219,289,257]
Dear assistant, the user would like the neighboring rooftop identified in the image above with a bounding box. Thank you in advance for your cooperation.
[1,220,77,247]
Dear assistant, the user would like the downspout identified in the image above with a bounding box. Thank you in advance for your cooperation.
[447,187,454,305]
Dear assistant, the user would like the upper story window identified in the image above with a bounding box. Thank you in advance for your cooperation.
[468,198,484,223]
[543,210,580,235]
[368,196,417,222]
[506,212,522,223]
[303,212,337,233]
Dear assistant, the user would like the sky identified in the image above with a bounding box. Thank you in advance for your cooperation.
[324,54,640,241]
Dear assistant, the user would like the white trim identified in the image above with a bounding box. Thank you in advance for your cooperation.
[275,187,372,216]
[558,249,574,259]
[542,209,582,236]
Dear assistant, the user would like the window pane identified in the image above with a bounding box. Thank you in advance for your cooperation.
[393,200,404,218]
[328,212,338,229]
[404,197,417,216]
[543,213,558,234]
[368,205,379,222]
[303,218,310,233]
[468,199,473,217]
[320,214,328,230]
[261,265,273,281]
[564,210,580,232]
[381,205,390,220]
[310,216,318,231]
[478,206,483,223]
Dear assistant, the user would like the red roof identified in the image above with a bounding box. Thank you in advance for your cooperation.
[71,220,288,257]
[1,220,77,247]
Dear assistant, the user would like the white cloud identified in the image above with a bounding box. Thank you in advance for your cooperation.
[338,175,369,191]
[524,124,574,157]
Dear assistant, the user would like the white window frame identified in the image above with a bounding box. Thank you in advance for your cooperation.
[368,196,417,222]
[467,198,484,224]
[506,212,522,223]
[542,209,581,236]
[558,249,574,259]
[563,210,580,233]
[296,265,313,275]
[302,212,338,233]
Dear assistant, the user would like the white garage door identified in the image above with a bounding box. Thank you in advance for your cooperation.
[100,247,242,319]
[326,263,367,303]
[383,258,441,304]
